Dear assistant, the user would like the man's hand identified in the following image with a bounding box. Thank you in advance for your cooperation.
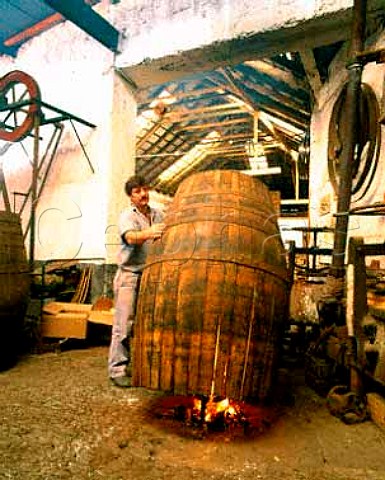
[124,223,166,245]
[148,223,166,240]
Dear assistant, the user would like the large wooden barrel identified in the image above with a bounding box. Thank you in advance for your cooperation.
[133,170,290,402]
[0,211,30,370]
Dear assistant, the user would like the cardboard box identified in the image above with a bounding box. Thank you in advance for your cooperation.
[41,312,89,339]
[88,309,114,326]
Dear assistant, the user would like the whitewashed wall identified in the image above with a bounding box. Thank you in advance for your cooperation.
[309,31,385,265]
[0,18,116,261]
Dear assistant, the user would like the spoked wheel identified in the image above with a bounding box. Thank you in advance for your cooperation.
[328,82,381,201]
[0,70,41,142]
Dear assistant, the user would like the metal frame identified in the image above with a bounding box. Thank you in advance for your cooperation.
[0,97,96,269]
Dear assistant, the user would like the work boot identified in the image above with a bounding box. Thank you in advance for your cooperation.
[110,376,131,388]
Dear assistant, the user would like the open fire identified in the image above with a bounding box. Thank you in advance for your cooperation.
[151,394,278,436]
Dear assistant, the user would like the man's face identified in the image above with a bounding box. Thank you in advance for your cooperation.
[130,186,150,209]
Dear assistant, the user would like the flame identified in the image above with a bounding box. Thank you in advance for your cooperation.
[152,394,276,434]
[204,397,241,423]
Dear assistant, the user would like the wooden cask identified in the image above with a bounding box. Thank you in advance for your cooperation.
[0,211,30,370]
[133,170,290,402]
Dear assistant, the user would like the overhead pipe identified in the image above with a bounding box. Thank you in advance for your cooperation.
[330,0,367,279]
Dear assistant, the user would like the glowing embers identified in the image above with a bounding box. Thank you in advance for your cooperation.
[151,394,278,438]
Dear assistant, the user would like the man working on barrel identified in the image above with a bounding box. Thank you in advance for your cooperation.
[108,175,165,388]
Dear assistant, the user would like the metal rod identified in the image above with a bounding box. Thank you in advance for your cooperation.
[0,99,31,113]
[69,119,95,174]
[210,320,221,399]
[38,100,96,128]
[29,115,40,270]
[330,0,367,278]
[21,124,64,234]
[0,99,96,129]
[240,287,257,399]
[36,123,62,176]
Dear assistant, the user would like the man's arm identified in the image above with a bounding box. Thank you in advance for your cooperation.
[123,223,165,245]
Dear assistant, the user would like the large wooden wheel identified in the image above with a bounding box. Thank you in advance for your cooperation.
[0,70,41,142]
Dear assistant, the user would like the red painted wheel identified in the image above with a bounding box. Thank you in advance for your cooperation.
[0,70,41,142]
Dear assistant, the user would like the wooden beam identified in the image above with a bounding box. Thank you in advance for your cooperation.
[176,117,251,132]
[215,68,308,129]
[137,86,230,106]
[0,43,17,57]
[4,13,63,47]
[163,102,245,120]
[299,49,323,103]
[168,108,248,123]
[259,113,294,155]
[219,67,255,111]
[43,0,120,52]
[203,148,245,154]
[136,120,166,150]
[244,59,309,93]
[243,81,309,117]
[259,110,304,137]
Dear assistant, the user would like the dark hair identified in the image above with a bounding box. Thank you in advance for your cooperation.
[124,175,148,196]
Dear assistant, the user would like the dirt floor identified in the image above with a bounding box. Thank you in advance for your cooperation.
[0,345,385,480]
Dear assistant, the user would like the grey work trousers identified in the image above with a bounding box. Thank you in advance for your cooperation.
[108,268,141,379]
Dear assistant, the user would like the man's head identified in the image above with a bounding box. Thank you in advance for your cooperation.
[125,175,150,210]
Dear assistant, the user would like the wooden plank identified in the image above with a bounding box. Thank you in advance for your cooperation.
[244,59,309,93]
[41,313,88,339]
[299,49,323,104]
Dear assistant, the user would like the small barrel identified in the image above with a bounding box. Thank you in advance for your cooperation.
[133,170,290,402]
[0,211,30,370]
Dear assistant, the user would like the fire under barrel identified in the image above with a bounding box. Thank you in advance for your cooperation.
[132,170,290,402]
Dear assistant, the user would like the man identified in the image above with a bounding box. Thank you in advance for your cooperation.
[108,175,165,387]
